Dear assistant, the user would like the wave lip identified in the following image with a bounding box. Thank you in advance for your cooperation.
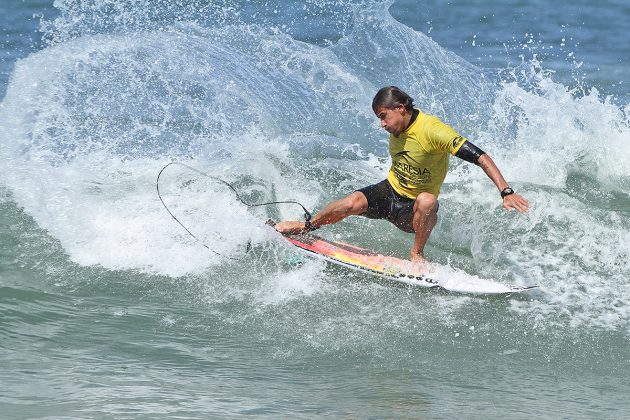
[0,2,628,332]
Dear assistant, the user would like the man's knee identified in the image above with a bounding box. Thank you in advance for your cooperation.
[343,191,368,215]
[413,192,438,214]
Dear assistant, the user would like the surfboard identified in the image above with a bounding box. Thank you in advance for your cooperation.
[268,221,537,295]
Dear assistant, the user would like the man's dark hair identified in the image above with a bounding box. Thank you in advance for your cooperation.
[372,86,414,112]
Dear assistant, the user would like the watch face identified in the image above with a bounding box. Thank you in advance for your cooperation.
[501,187,514,198]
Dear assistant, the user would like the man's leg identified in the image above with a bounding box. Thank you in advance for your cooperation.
[410,192,438,263]
[275,191,368,234]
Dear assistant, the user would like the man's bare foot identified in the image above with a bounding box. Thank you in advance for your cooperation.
[400,259,431,275]
[274,220,307,234]
[408,253,433,274]
[410,250,428,264]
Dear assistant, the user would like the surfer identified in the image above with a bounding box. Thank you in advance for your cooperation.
[275,86,529,265]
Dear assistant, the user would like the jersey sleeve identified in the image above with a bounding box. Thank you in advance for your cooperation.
[426,118,467,155]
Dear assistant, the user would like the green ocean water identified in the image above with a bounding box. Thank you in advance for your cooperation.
[1,0,630,418]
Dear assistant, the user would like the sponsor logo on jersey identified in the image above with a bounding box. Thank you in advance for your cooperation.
[452,136,465,149]
[393,161,431,176]
[394,150,420,164]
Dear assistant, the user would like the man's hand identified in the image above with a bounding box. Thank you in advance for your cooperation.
[503,193,529,214]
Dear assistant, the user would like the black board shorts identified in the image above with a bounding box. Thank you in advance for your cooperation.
[356,180,418,233]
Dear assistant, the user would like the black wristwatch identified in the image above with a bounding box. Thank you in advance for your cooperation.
[500,187,515,199]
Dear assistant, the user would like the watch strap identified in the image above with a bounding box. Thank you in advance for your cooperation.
[500,187,515,198]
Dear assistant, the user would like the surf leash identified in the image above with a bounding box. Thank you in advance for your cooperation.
[156,161,313,260]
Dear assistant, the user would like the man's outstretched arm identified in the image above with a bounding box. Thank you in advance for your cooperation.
[476,154,530,213]
[454,140,529,213]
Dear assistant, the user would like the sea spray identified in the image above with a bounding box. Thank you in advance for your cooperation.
[0,0,628,331]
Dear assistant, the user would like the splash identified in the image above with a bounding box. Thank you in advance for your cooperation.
[0,0,629,332]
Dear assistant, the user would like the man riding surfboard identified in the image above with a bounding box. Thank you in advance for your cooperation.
[275,86,529,266]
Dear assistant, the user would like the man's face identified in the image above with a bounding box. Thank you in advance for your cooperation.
[375,105,406,136]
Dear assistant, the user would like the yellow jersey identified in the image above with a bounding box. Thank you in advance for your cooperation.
[387,110,467,198]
